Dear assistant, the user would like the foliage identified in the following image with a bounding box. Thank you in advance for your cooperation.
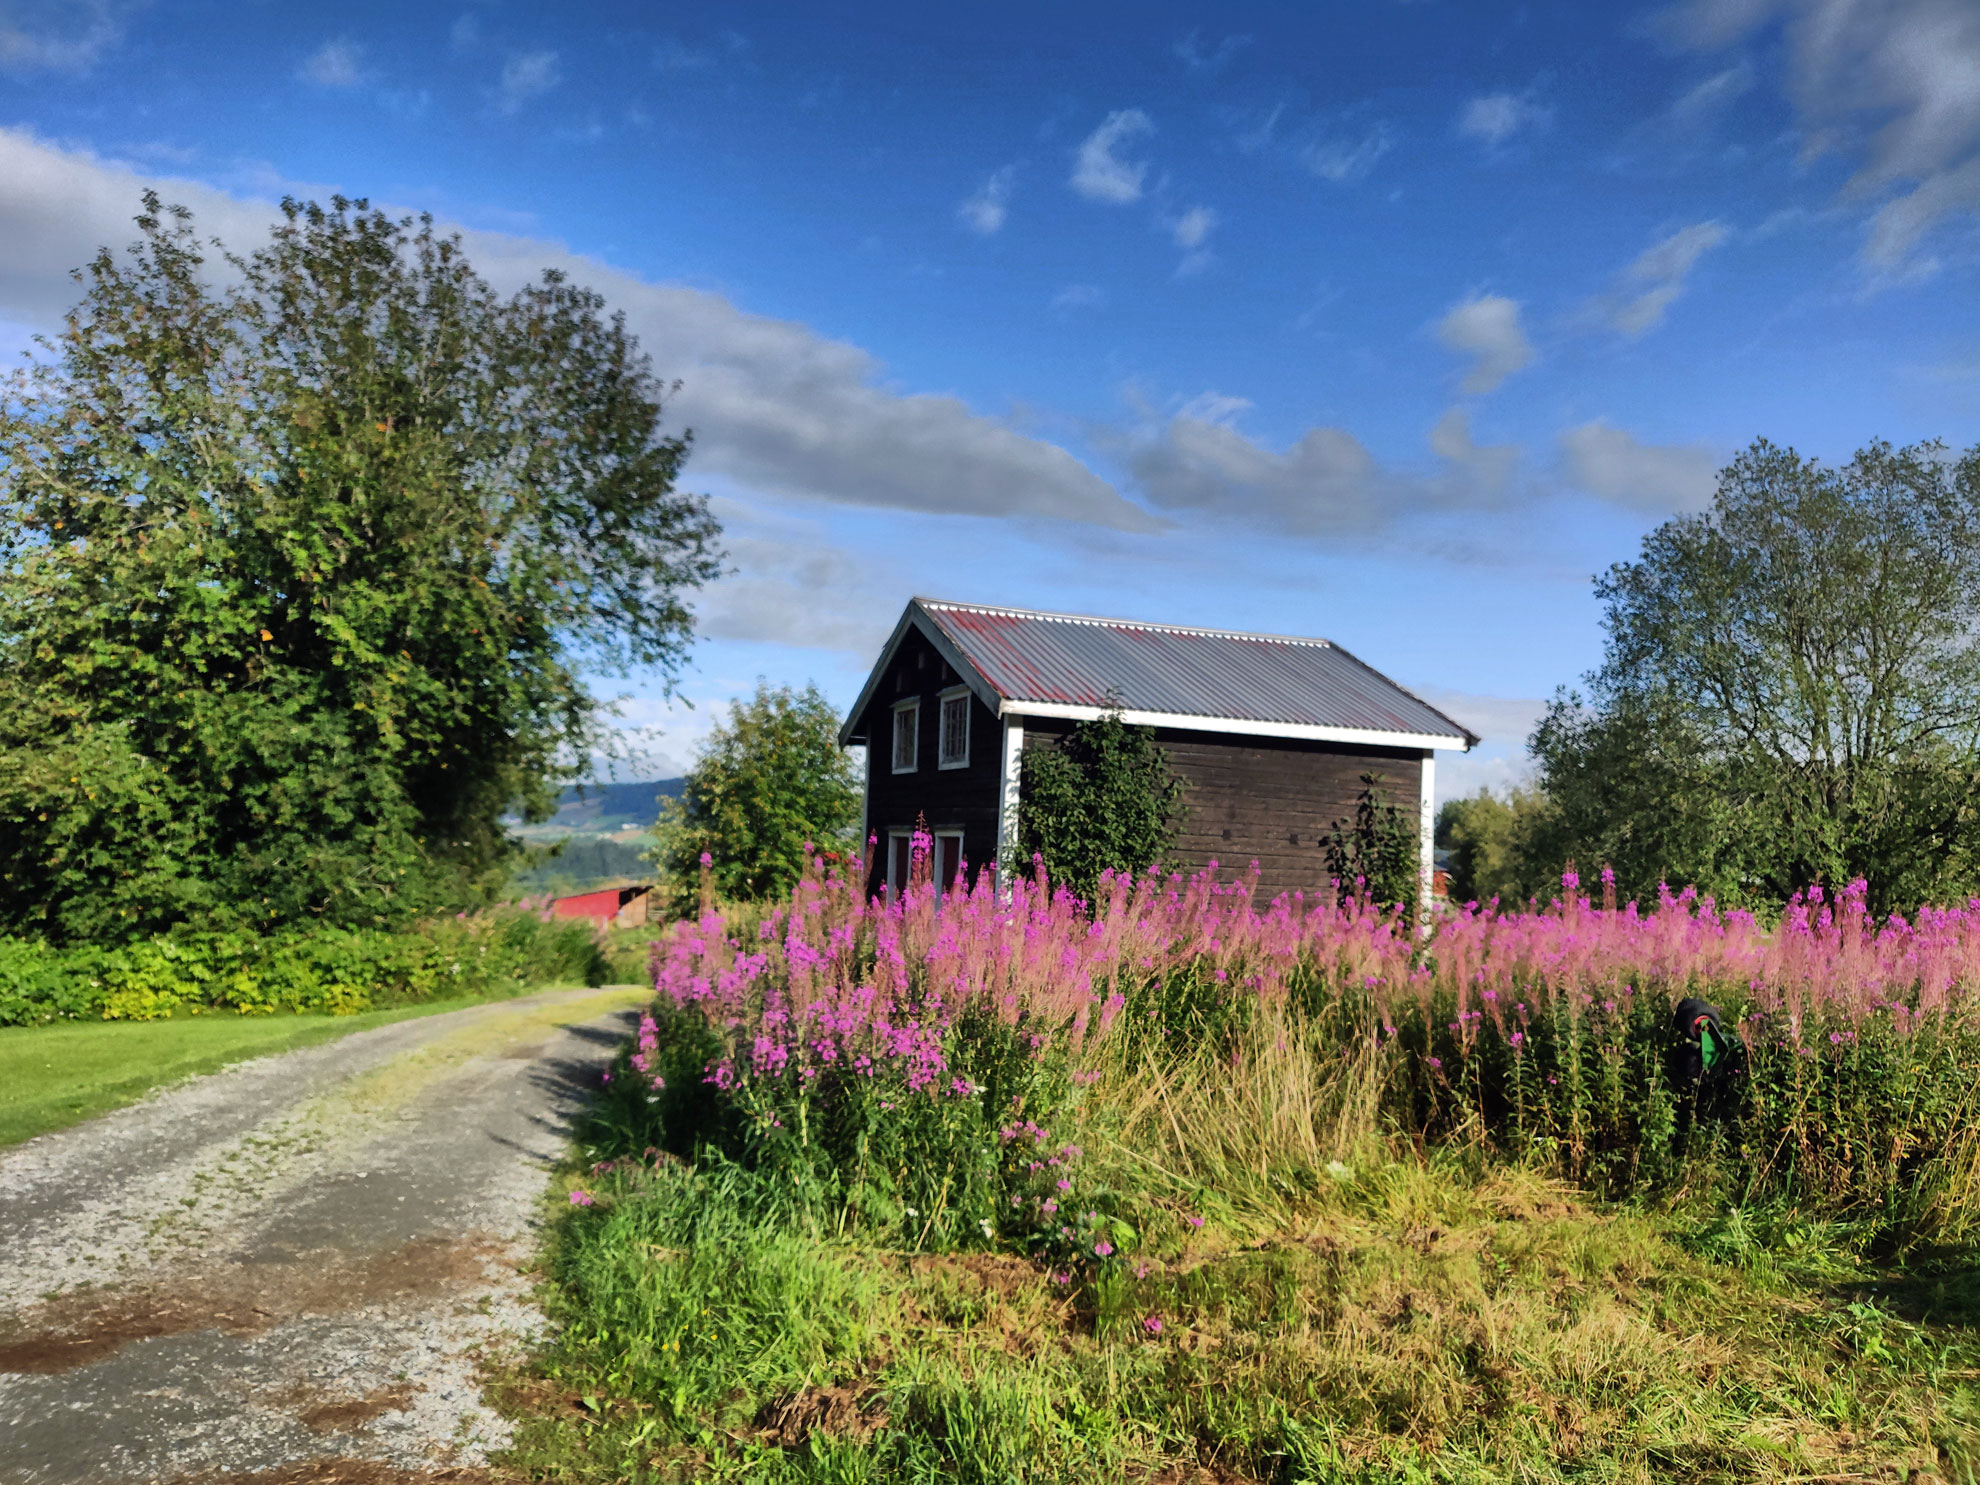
[600,861,1980,1246]
[1013,709,1186,900]
[0,194,721,942]
[1434,785,1552,906]
[518,858,1980,1479]
[1321,772,1421,918]
[652,682,862,907]
[1530,437,1980,913]
[0,908,608,1026]
[518,1152,1980,1482]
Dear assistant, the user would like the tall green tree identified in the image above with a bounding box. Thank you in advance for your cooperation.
[653,682,863,904]
[1014,709,1187,900]
[1435,786,1552,906]
[0,195,722,940]
[1528,437,1980,911]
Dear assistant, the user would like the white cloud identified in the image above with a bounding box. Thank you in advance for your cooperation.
[957,164,1015,235]
[1171,205,1216,250]
[498,49,561,114]
[1428,407,1518,495]
[1412,686,1549,770]
[1457,91,1552,147]
[1050,283,1106,311]
[1660,0,1980,268]
[0,127,1154,533]
[1304,126,1393,183]
[1557,420,1720,513]
[1594,220,1730,337]
[1435,294,1534,394]
[1170,205,1217,275]
[692,505,900,654]
[1669,63,1754,129]
[1172,30,1251,72]
[0,0,128,72]
[298,39,363,89]
[1123,397,1520,538]
[1070,109,1154,204]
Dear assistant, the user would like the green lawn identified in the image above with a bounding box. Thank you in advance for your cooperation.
[0,996,510,1148]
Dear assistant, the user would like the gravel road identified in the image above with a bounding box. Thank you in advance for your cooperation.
[0,986,648,1485]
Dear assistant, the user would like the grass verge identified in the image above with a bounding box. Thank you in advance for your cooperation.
[503,1156,1980,1482]
[0,984,622,1147]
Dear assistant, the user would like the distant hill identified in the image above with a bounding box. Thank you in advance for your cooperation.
[534,778,684,834]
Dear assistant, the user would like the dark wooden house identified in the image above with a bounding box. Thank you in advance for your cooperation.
[840,598,1478,902]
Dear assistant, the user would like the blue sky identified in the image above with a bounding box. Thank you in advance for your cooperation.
[4,0,1980,797]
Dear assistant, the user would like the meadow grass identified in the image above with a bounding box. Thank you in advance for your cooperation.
[509,1152,1980,1482]
[504,859,1980,1481]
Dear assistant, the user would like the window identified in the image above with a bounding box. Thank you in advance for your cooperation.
[891,699,919,773]
[885,828,965,899]
[938,688,970,769]
[933,830,964,895]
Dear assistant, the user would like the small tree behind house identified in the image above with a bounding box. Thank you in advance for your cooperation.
[1324,773,1420,920]
[652,682,861,908]
[1014,709,1187,901]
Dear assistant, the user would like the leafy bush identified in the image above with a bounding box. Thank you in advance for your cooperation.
[1013,708,1186,900]
[0,908,609,1026]
[1321,772,1421,918]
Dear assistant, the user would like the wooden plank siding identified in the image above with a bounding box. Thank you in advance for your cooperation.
[1021,717,1424,903]
[853,624,1004,898]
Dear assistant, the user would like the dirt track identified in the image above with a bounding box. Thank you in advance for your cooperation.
[0,987,646,1484]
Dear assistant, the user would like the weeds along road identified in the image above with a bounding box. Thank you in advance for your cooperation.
[0,986,647,1485]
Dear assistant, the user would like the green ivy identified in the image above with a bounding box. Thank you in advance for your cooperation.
[1322,773,1421,918]
[1014,709,1187,901]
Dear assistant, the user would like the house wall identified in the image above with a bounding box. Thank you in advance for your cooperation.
[1021,717,1424,903]
[853,624,1004,897]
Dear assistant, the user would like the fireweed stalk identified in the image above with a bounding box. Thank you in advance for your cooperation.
[594,850,1980,1256]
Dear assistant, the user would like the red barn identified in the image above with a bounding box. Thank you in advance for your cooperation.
[549,884,652,927]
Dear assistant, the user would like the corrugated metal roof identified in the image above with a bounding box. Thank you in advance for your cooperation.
[913,598,1477,745]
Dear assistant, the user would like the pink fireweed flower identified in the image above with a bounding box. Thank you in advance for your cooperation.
[1056,1178,1072,1191]
[1185,1213,1204,1229]
[1143,1315,1164,1334]
[1093,1240,1114,1258]
[568,1189,595,1207]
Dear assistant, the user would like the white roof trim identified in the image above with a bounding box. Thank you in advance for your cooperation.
[838,603,1003,745]
[1000,700,1470,751]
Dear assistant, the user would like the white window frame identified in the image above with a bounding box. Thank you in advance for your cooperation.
[937,686,971,770]
[891,698,919,774]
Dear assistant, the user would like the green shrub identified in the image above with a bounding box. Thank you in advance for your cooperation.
[0,909,610,1026]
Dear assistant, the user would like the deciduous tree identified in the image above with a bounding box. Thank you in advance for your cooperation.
[0,195,722,939]
[653,682,862,904]
[1528,437,1980,910]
